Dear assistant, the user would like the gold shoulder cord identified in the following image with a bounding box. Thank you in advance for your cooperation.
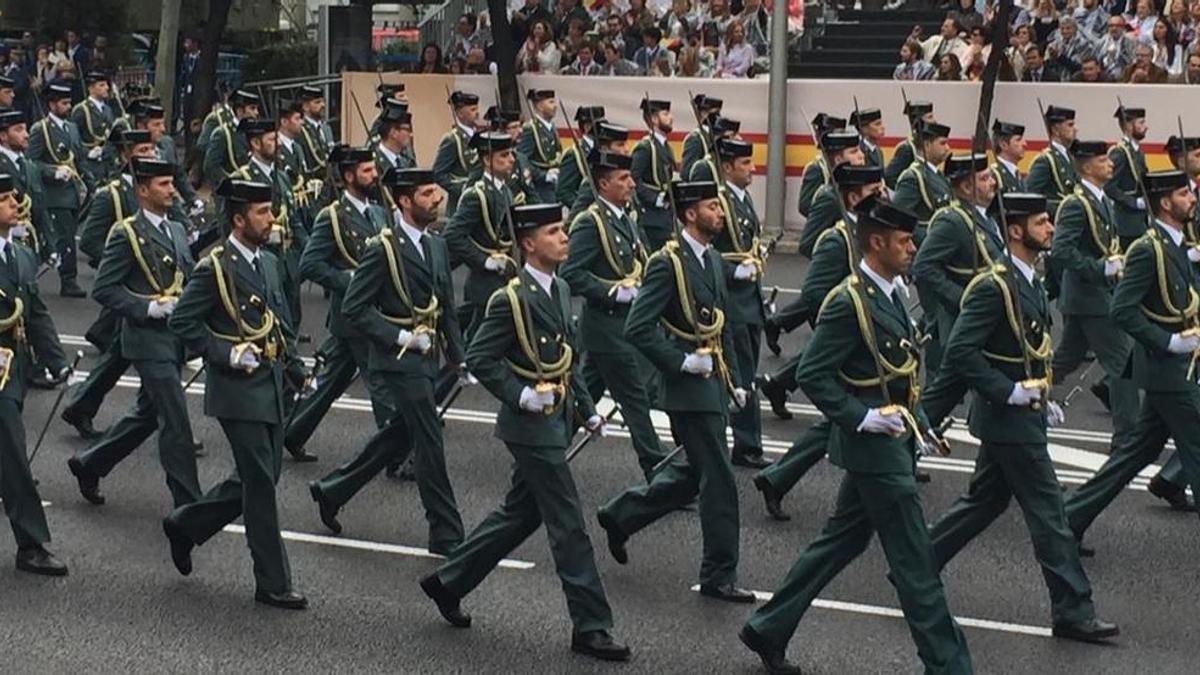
[118,219,183,301]
[75,101,104,148]
[815,220,855,273]
[448,128,468,175]
[1042,148,1066,195]
[1069,187,1121,258]
[300,123,327,167]
[835,278,921,410]
[326,204,362,269]
[816,154,830,184]
[0,289,23,390]
[960,268,1053,379]
[582,205,643,295]
[377,229,440,330]
[108,182,125,222]
[655,242,737,398]
[207,247,280,361]
[467,183,517,268]
[498,279,573,413]
[37,120,83,182]
[717,189,763,278]
[1133,229,1200,325]
[527,120,557,167]
[931,204,995,277]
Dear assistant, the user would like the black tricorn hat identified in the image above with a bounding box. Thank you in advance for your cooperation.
[943,153,990,180]
[855,194,918,233]
[217,178,273,204]
[511,203,563,230]
[671,180,719,207]
[1144,169,1191,195]
[833,163,884,187]
[717,138,752,159]
[382,167,436,188]
[999,192,1048,218]
[1069,140,1108,159]
[131,157,175,180]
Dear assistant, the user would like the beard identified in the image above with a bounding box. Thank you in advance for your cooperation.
[1022,230,1051,253]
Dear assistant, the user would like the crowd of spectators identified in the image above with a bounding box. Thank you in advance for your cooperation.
[893,0,1200,84]
[0,29,114,119]
[425,0,805,79]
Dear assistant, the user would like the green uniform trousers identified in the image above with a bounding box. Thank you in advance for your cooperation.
[928,441,1096,625]
[284,335,390,454]
[728,322,764,459]
[756,419,829,497]
[1051,315,1139,452]
[315,372,464,552]
[1067,388,1200,537]
[1155,451,1187,488]
[768,351,803,395]
[0,400,51,550]
[599,411,740,588]
[62,337,129,420]
[745,470,973,675]
[48,206,79,287]
[579,346,667,480]
[73,359,201,507]
[434,442,614,633]
[168,418,293,594]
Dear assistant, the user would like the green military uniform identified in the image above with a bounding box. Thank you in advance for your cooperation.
[1048,177,1139,455]
[432,123,481,219]
[680,126,711,180]
[299,115,334,176]
[744,208,972,672]
[1105,136,1149,247]
[515,110,561,205]
[165,234,305,597]
[71,92,116,186]
[797,183,841,257]
[861,139,883,169]
[1026,143,1077,215]
[629,128,676,251]
[795,156,829,218]
[0,135,52,262]
[429,260,614,635]
[28,88,87,293]
[287,188,392,455]
[884,135,915,189]
[195,103,234,175]
[443,169,516,337]
[990,159,1026,195]
[69,196,202,507]
[929,254,1098,630]
[557,136,593,208]
[597,226,744,591]
[313,213,465,552]
[203,121,250,189]
[892,159,952,236]
[1067,209,1200,542]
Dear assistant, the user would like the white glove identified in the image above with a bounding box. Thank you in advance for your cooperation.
[48,252,61,268]
[655,192,667,208]
[189,198,206,216]
[458,371,479,386]
[732,387,748,409]
[87,146,103,160]
[10,224,26,239]
[1103,257,1123,278]
[0,350,8,369]
[484,255,507,272]
[680,352,714,376]
[614,285,639,304]
[1189,246,1200,263]
[1006,382,1043,406]
[397,329,433,353]
[545,168,560,183]
[54,166,70,181]
[301,375,320,399]
[146,298,176,319]
[1136,197,1146,210]
[1167,331,1200,354]
[267,228,283,245]
[229,346,261,372]
[858,407,906,435]
[585,414,608,437]
[518,385,556,412]
[1046,400,1066,428]
[733,261,757,281]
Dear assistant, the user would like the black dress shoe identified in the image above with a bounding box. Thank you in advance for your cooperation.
[419,573,471,627]
[61,407,105,440]
[1090,382,1111,413]
[1076,538,1095,558]
[191,438,206,457]
[162,518,194,576]
[398,458,417,481]
[915,469,932,483]
[254,588,308,610]
[733,452,773,470]
[309,481,342,535]
[1148,475,1194,511]
[753,475,791,521]
[571,630,632,662]
[699,584,757,603]
[596,510,628,565]
[15,547,69,576]
[28,370,60,389]
[758,375,793,420]
[289,447,319,463]
[66,456,105,505]
[298,333,312,344]
[60,284,87,298]
[739,625,802,675]
[1052,618,1119,643]
[764,319,782,357]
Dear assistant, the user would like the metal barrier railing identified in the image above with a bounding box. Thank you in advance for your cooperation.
[243,74,343,143]
[418,0,474,62]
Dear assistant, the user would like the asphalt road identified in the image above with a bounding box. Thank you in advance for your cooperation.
[2,252,1195,674]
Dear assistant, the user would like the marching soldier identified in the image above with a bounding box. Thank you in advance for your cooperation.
[796,113,848,219]
[308,168,466,554]
[631,98,677,252]
[566,121,636,222]
[298,85,335,174]
[194,83,235,177]
[485,106,533,207]
[1065,170,1200,553]
[141,100,206,225]
[680,94,723,179]
[277,99,312,181]
[0,173,71,576]
[1106,105,1150,249]
[66,157,202,509]
[990,120,1028,194]
[60,130,157,441]
[884,99,934,189]
[684,117,742,182]
[852,107,885,169]
[70,71,115,186]
[796,129,865,256]
[202,89,261,189]
[556,105,605,208]
[1026,105,1078,215]
[368,83,413,160]
[516,88,562,205]
[753,169,885,520]
[374,100,416,176]
[419,203,630,663]
[892,120,953,238]
[0,111,52,264]
[560,150,665,479]
[596,181,754,603]
[443,131,519,339]
[926,192,1120,644]
[739,198,972,675]
[1048,140,1140,471]
[162,178,310,610]
[433,91,481,219]
[28,83,88,298]
[285,147,390,461]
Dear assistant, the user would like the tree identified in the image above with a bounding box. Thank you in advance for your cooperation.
[486,0,520,112]
[187,0,233,157]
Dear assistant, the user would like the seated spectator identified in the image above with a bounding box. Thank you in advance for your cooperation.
[1123,43,1170,82]
[1169,50,1200,82]
[1030,0,1060,46]
[1021,44,1061,81]
[601,41,642,75]
[933,52,964,80]
[677,44,714,77]
[1098,15,1137,79]
[415,43,449,73]
[1151,18,1186,75]
[1167,0,1194,47]
[715,18,755,77]
[562,40,604,75]
[911,16,968,64]
[626,0,659,58]
[634,26,671,72]
[894,39,935,80]
[1073,0,1108,40]
[649,52,675,77]
[602,14,628,56]
[464,46,494,74]
[661,0,699,41]
[741,0,771,60]
[518,17,562,73]
[554,0,593,39]
[1126,0,1159,44]
[951,0,984,34]
[1047,17,1097,77]
[1072,55,1110,82]
[447,13,485,63]
[960,25,990,80]
[1006,23,1035,78]
[704,0,737,45]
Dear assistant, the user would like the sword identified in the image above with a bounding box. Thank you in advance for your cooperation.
[647,441,686,479]
[437,376,469,420]
[28,350,84,466]
[182,363,207,393]
[282,352,325,431]
[565,404,624,463]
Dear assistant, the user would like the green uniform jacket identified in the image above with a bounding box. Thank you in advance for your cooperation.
[1049,184,1119,317]
[990,160,1026,195]
[93,210,194,362]
[913,201,1006,324]
[623,240,741,413]
[565,178,642,232]
[715,185,764,326]
[516,117,562,204]
[1026,145,1078,215]
[196,106,234,165]
[466,270,597,447]
[71,98,116,184]
[947,267,1053,443]
[686,156,718,183]
[884,136,915,189]
[796,157,830,218]
[793,221,857,330]
[861,140,883,169]
[630,134,676,245]
[443,177,515,307]
[892,160,952,229]
[0,150,52,255]
[0,241,68,402]
[202,123,249,189]
[169,245,302,424]
[1111,223,1200,392]
[798,183,840,258]
[80,175,137,262]
[556,137,593,207]
[432,126,481,217]
[158,135,199,206]
[299,194,388,339]
[341,228,466,378]
[299,117,334,173]
[1105,139,1149,241]
[796,275,929,474]
[27,115,85,210]
[680,127,710,180]
[231,159,309,257]
[561,200,649,354]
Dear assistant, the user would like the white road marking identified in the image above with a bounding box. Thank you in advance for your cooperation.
[221,525,535,570]
[689,585,1053,638]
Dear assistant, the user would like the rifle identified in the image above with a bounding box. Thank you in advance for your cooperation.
[29,351,84,465]
[1117,96,1154,236]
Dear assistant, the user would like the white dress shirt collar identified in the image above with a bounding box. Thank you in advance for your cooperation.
[141,208,167,234]
[0,144,20,164]
[859,260,898,300]
[226,234,260,265]
[278,133,295,152]
[680,228,708,268]
[597,196,626,220]
[652,130,667,145]
[727,183,747,202]
[1157,219,1186,247]
[482,171,505,190]
[523,263,555,297]
[0,231,12,261]
[457,121,476,138]
[1080,177,1106,203]
[379,143,401,167]
[344,191,370,215]
[1010,254,1037,284]
[998,156,1018,175]
[395,211,426,258]
[251,154,274,177]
